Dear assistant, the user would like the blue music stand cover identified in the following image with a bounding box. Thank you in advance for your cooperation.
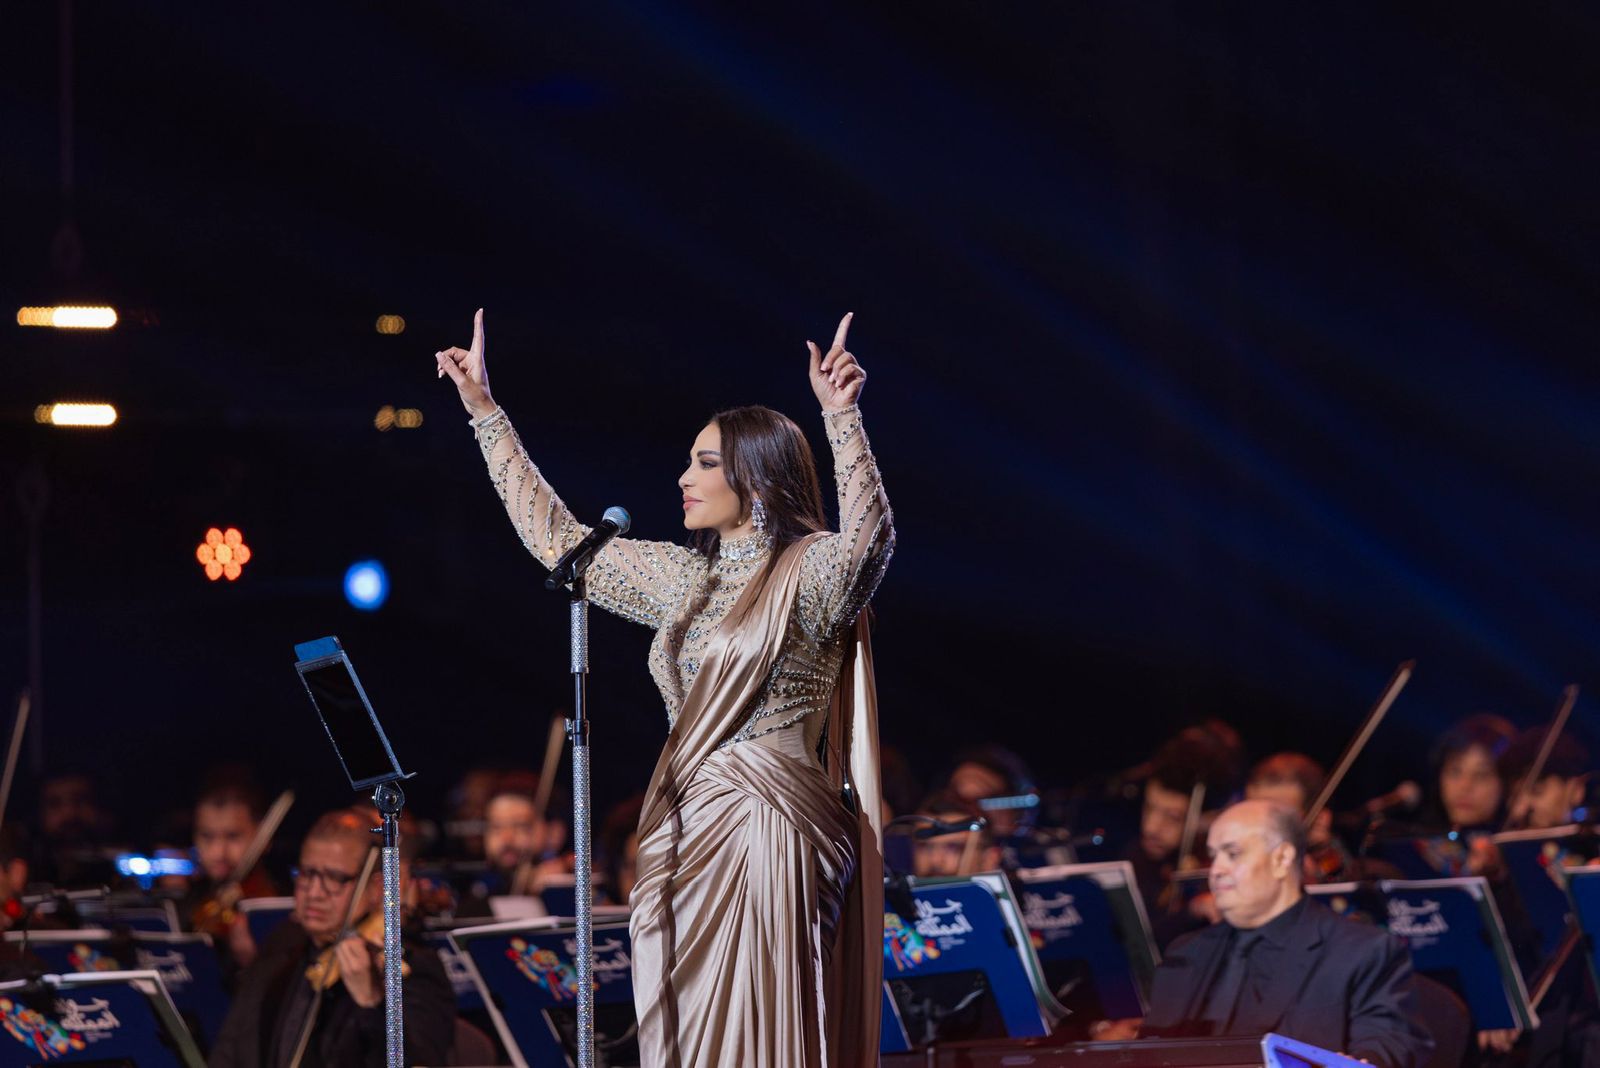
[0,970,203,1066]
[2,930,228,1052]
[421,924,485,1013]
[1380,877,1536,1031]
[1015,861,1158,1021]
[450,917,637,1068]
[1564,866,1600,992]
[237,896,295,948]
[1492,824,1581,964]
[881,872,1059,1051]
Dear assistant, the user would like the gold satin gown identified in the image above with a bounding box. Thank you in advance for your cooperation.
[473,404,894,1067]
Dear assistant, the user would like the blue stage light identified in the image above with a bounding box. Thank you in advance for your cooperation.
[345,560,389,611]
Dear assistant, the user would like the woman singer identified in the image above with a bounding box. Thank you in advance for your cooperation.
[435,309,894,1066]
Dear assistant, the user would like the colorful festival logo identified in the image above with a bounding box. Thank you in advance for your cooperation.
[0,997,87,1060]
[883,913,941,973]
[506,938,581,1001]
[66,944,121,973]
[1415,837,1470,877]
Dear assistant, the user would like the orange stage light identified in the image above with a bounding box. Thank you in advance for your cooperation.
[196,527,252,581]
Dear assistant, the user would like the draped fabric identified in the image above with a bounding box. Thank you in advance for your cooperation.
[630,534,883,1067]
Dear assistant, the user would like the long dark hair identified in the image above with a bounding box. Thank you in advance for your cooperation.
[662,407,830,679]
[687,405,828,562]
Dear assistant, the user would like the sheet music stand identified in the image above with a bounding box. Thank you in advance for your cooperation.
[0,970,203,1067]
[1379,876,1537,1031]
[1491,823,1584,964]
[1563,866,1600,993]
[293,636,415,1068]
[448,917,639,1068]
[1014,861,1159,1029]
[2,930,228,1052]
[235,897,295,948]
[881,872,1062,1052]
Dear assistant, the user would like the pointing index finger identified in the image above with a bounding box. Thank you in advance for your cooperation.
[472,308,484,352]
[831,311,853,352]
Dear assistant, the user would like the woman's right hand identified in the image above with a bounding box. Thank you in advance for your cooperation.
[436,308,495,419]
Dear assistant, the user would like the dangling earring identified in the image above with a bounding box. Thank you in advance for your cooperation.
[750,495,768,538]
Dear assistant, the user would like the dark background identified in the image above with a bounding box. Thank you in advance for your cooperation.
[2,3,1597,840]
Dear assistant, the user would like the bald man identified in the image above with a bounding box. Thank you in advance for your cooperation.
[1138,800,1432,1068]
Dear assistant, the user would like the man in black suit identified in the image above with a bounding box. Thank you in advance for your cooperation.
[209,808,455,1067]
[1134,799,1433,1068]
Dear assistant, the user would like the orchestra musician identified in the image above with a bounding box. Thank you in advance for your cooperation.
[208,808,454,1068]
[455,770,570,919]
[1120,725,1242,947]
[1096,800,1433,1068]
[184,774,282,976]
[1500,728,1592,832]
[1243,752,1371,884]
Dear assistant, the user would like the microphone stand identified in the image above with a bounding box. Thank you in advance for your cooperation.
[541,508,627,1068]
[560,570,596,1068]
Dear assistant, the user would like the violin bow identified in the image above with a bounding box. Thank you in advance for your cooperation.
[340,845,381,941]
[1503,685,1580,833]
[1164,783,1207,914]
[1303,660,1416,830]
[514,714,568,896]
[1178,782,1206,866]
[0,692,31,837]
[224,789,296,890]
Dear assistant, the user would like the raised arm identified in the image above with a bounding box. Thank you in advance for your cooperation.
[797,313,895,638]
[438,311,695,627]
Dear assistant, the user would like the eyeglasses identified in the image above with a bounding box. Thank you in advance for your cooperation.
[291,866,360,892]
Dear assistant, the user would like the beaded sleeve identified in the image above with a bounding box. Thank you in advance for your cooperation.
[472,407,697,628]
[796,404,895,639]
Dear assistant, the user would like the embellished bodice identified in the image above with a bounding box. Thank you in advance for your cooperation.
[472,404,893,754]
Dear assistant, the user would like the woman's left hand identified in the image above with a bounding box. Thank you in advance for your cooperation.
[808,312,866,412]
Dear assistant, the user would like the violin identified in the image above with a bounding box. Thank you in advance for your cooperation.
[301,846,410,993]
[304,909,412,991]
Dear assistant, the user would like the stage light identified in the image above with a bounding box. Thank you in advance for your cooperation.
[196,527,252,581]
[345,560,389,611]
[375,315,406,335]
[33,402,118,427]
[375,406,424,431]
[17,305,118,329]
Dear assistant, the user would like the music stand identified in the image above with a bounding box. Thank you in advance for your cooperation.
[2,930,229,1052]
[1563,866,1600,993]
[881,872,1062,1051]
[235,897,295,948]
[448,917,639,1068]
[1014,861,1159,1029]
[293,636,415,1068]
[1491,824,1584,965]
[1379,876,1537,1031]
[0,970,203,1067]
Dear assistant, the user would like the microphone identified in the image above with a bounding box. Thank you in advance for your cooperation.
[885,814,989,841]
[917,816,987,840]
[545,506,631,591]
[1360,781,1423,817]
